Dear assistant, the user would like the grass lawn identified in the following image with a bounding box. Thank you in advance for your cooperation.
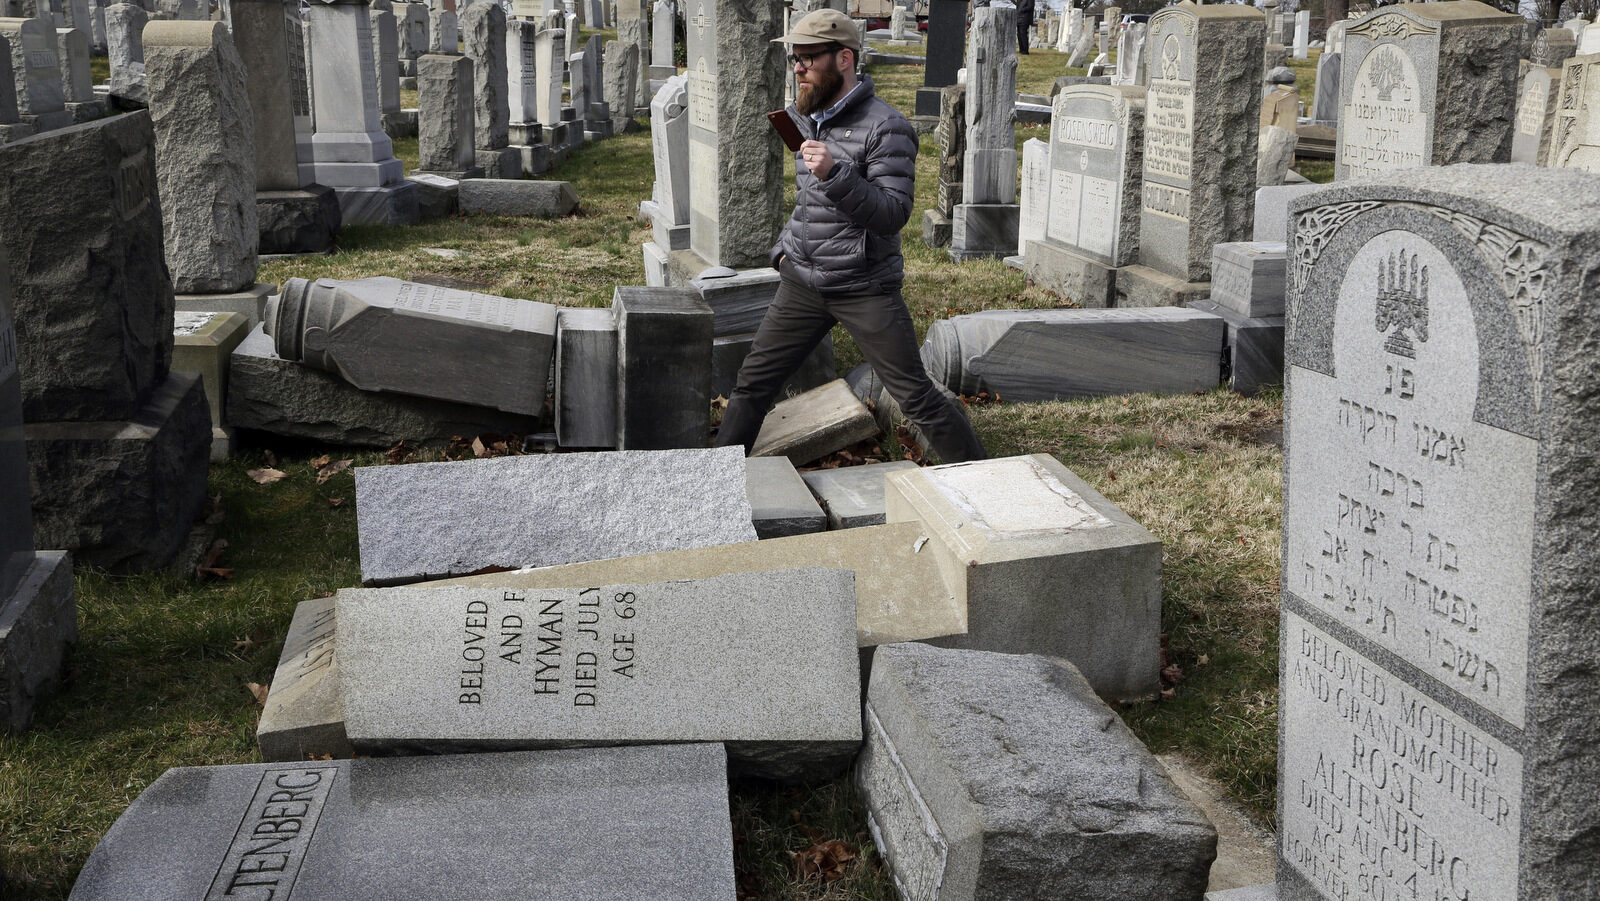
[3,40,1307,900]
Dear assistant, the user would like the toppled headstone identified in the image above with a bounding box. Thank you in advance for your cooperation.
[71,745,738,899]
[859,643,1216,901]
[256,596,348,762]
[456,178,577,216]
[336,571,861,780]
[750,379,879,466]
[263,277,557,417]
[1209,241,1286,319]
[886,455,1162,700]
[745,455,825,539]
[801,460,921,530]
[921,308,1224,402]
[438,518,966,648]
[354,447,758,585]
[227,324,537,445]
[1187,299,1283,397]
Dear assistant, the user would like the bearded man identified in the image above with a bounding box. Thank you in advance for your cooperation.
[713,10,987,464]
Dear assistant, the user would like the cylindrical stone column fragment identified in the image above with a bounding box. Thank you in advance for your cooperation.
[144,20,258,293]
[263,277,559,416]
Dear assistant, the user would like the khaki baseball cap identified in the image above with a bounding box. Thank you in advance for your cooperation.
[773,9,862,53]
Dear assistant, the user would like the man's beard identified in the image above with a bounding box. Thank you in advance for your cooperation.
[796,63,843,116]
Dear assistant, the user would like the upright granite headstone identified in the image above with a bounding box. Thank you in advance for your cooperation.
[603,38,637,120]
[1513,63,1562,165]
[70,746,739,899]
[1112,19,1145,86]
[335,571,861,779]
[1023,83,1144,307]
[416,50,477,173]
[1335,1,1521,181]
[1310,50,1340,126]
[1127,1,1262,302]
[1550,52,1600,172]
[263,276,555,416]
[505,16,537,125]
[914,0,965,116]
[53,26,90,104]
[306,0,417,225]
[650,0,674,80]
[226,0,300,191]
[533,10,562,131]
[0,16,68,129]
[460,0,515,176]
[144,21,258,295]
[948,4,1019,261]
[397,1,427,73]
[1279,166,1600,901]
[370,4,402,120]
[615,0,646,107]
[1531,26,1577,68]
[103,2,144,102]
[683,0,784,269]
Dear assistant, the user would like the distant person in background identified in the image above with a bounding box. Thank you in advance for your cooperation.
[1017,0,1034,53]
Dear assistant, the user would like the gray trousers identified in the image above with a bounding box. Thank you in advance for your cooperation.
[713,275,987,464]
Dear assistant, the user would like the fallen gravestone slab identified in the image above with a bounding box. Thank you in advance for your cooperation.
[256,596,349,762]
[886,455,1161,700]
[1,551,74,732]
[264,277,557,417]
[744,456,825,539]
[226,324,539,446]
[859,643,1216,901]
[354,447,758,585]
[750,379,880,466]
[457,178,578,217]
[921,308,1226,402]
[258,527,961,760]
[69,744,736,900]
[554,306,617,448]
[336,570,861,780]
[801,460,922,530]
[435,520,966,648]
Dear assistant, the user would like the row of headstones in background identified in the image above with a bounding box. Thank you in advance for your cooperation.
[1275,165,1600,901]
[0,111,211,572]
[257,452,1160,765]
[0,16,98,139]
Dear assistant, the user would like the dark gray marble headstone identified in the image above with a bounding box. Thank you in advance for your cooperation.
[0,248,30,599]
[69,744,737,900]
[554,306,617,448]
[0,111,173,423]
[1279,166,1600,900]
[612,285,713,450]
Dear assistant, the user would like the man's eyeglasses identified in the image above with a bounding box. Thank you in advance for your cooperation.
[789,47,838,69]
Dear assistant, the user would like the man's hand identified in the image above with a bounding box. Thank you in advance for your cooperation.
[799,139,836,179]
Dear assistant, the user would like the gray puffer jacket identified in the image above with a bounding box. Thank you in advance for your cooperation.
[771,75,917,296]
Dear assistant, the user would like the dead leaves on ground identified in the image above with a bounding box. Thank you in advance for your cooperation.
[196,539,233,581]
[246,467,288,485]
[792,838,858,883]
[246,682,270,707]
[311,455,353,483]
